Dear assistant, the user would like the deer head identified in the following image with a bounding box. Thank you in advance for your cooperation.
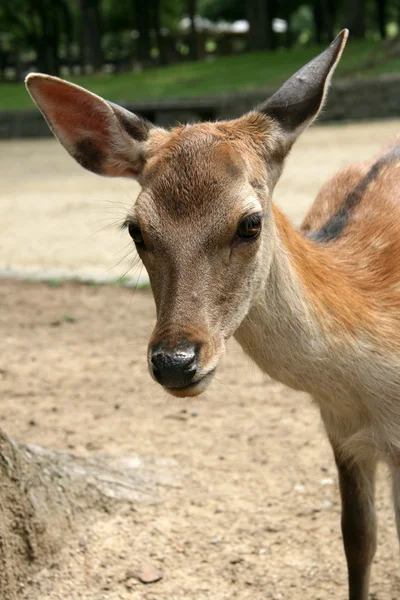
[26,30,348,398]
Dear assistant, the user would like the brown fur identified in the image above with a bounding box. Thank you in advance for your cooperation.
[298,147,400,346]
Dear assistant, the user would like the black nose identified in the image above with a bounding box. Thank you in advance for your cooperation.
[151,341,198,388]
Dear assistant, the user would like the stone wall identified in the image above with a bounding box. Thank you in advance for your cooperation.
[2,74,400,139]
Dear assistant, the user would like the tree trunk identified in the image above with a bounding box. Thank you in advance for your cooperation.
[247,0,276,52]
[376,0,387,39]
[79,0,103,73]
[188,0,199,61]
[312,0,325,44]
[13,51,23,82]
[313,0,337,43]
[0,428,175,599]
[152,0,168,66]
[135,0,152,66]
[50,4,61,76]
[0,49,6,82]
[60,0,74,74]
[247,0,267,51]
[344,0,365,40]
[265,0,277,51]
[324,0,336,41]
[282,3,293,49]
[30,0,60,75]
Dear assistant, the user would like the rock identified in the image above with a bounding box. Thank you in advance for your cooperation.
[136,562,163,584]
[320,477,334,486]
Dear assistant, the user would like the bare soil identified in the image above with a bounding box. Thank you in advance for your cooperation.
[1,279,399,600]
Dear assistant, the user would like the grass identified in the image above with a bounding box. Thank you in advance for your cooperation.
[1,38,399,111]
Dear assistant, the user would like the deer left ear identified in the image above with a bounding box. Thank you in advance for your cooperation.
[259,29,348,142]
[25,74,154,178]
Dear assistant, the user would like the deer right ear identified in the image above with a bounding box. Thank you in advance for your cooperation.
[258,29,348,143]
[25,74,154,178]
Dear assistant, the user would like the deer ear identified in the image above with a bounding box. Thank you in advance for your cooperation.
[25,74,154,178]
[259,29,348,141]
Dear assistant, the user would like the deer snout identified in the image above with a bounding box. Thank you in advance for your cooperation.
[150,340,199,389]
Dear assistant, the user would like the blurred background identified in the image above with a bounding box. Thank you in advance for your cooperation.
[1,0,400,107]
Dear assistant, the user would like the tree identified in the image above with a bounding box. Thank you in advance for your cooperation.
[247,0,276,52]
[0,427,173,599]
[0,0,74,78]
[311,0,337,44]
[344,0,366,39]
[102,0,134,69]
[152,0,168,66]
[134,0,152,66]
[376,0,387,39]
[187,0,198,60]
[59,0,74,72]
[79,0,103,73]
[324,0,337,42]
[312,0,324,44]
[199,0,245,21]
[266,0,277,50]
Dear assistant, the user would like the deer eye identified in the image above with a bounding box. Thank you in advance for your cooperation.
[236,214,262,240]
[128,223,144,245]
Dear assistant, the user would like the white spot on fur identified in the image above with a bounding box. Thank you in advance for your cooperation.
[371,237,389,251]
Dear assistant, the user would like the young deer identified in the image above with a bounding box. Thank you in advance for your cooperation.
[26,29,400,598]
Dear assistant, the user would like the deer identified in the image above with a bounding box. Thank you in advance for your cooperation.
[25,29,400,599]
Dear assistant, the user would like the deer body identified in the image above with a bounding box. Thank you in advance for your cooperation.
[235,150,400,598]
[237,185,400,459]
[26,29,400,599]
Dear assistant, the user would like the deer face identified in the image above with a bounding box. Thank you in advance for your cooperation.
[26,30,347,397]
[126,120,279,396]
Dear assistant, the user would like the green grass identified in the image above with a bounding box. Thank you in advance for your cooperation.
[1,39,399,111]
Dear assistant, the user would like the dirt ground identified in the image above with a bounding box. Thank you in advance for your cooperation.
[1,280,400,600]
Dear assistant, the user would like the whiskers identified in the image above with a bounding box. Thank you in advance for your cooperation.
[82,193,149,292]
[212,373,235,396]
[85,195,133,237]
[110,339,149,351]
[88,216,127,236]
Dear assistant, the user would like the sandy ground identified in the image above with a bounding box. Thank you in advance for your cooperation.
[1,119,400,281]
[1,121,400,598]
[1,280,399,600]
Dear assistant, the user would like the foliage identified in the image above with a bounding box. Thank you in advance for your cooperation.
[198,0,245,23]
[1,38,398,111]
[0,0,398,86]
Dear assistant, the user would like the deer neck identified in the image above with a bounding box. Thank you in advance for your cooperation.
[234,205,370,392]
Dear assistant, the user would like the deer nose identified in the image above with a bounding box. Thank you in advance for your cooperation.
[150,341,198,388]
